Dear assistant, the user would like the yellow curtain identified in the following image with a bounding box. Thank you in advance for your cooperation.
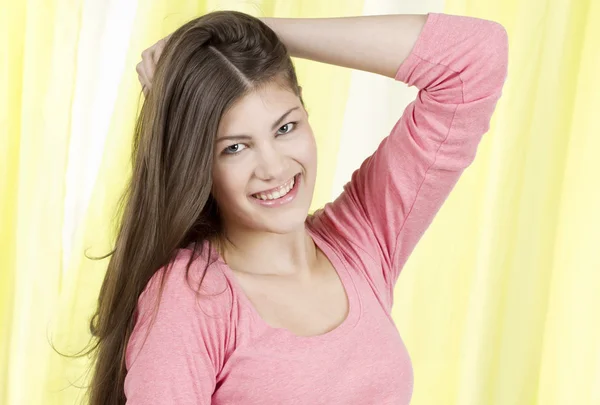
[390,1,600,404]
[2,0,599,404]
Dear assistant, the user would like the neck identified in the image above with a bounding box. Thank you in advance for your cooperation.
[215,223,318,279]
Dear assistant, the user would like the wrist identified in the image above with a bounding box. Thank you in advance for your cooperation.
[260,17,295,56]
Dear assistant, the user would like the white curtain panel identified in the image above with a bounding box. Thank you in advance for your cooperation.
[331,0,445,200]
[62,0,138,276]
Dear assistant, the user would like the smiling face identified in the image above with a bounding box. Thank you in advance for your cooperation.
[211,81,317,236]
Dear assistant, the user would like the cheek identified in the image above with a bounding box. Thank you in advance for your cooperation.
[301,133,318,168]
[290,130,317,163]
[212,165,249,201]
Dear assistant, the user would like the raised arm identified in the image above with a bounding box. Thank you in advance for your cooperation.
[260,14,428,78]
[301,13,509,306]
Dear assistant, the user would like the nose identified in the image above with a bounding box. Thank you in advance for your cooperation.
[254,142,289,181]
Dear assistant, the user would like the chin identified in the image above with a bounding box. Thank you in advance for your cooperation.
[251,206,310,235]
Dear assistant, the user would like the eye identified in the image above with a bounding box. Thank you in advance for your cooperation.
[223,143,247,155]
[277,121,297,135]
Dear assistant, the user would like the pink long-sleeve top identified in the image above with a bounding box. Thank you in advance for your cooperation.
[124,12,509,404]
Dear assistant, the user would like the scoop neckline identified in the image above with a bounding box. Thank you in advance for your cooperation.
[208,222,361,344]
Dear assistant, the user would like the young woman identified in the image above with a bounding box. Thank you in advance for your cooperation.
[86,10,508,405]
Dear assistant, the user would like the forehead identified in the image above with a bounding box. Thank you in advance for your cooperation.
[218,83,300,132]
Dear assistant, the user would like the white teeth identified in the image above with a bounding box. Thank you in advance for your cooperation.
[253,176,296,201]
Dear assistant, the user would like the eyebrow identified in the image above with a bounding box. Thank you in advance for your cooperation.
[216,106,300,144]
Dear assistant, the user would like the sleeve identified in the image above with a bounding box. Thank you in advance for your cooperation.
[311,13,509,295]
[124,265,226,404]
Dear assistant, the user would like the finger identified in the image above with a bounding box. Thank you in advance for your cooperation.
[135,61,146,84]
[136,62,150,88]
[153,34,171,64]
[152,42,164,65]
[135,61,143,77]
[142,49,156,84]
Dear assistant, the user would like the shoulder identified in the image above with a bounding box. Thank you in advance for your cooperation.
[124,245,236,395]
[126,244,236,370]
[307,206,382,268]
[136,246,234,325]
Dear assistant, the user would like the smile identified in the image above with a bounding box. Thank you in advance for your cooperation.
[250,173,301,206]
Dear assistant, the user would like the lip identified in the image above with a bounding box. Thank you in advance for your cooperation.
[251,174,297,196]
[249,173,301,207]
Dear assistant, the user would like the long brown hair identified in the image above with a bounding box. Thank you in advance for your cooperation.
[73,10,305,404]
